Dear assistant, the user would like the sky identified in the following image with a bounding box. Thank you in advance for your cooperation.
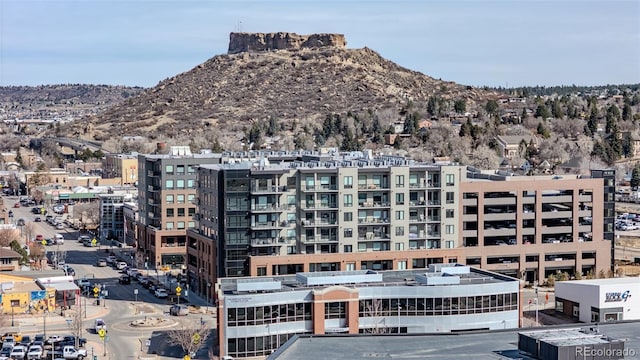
[1,0,639,88]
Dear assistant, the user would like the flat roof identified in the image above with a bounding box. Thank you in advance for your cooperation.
[557,277,640,286]
[269,322,640,360]
[219,265,516,296]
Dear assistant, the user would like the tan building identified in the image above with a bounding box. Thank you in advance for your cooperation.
[188,151,614,301]
[103,153,139,185]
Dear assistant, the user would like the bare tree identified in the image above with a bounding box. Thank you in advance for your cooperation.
[66,307,84,348]
[28,244,46,270]
[166,323,211,358]
[24,222,36,243]
[0,228,20,247]
[360,299,390,334]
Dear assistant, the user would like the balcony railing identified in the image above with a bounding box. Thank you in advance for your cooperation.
[251,204,290,211]
[251,185,288,193]
[358,233,391,241]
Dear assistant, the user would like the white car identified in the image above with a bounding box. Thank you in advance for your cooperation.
[27,345,43,359]
[116,261,128,270]
[106,255,117,264]
[10,345,26,359]
[154,288,169,298]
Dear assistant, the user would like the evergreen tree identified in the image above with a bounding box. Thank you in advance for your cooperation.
[605,104,621,134]
[535,103,550,119]
[622,103,633,122]
[454,99,466,114]
[485,100,499,117]
[622,132,633,158]
[537,122,550,138]
[426,96,438,117]
[631,164,640,189]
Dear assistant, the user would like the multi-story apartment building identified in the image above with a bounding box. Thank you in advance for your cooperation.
[137,146,223,270]
[188,151,613,300]
[98,189,136,244]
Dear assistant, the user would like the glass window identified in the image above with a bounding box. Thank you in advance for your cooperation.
[176,165,185,175]
[446,225,454,234]
[188,221,195,228]
[188,208,195,216]
[166,208,174,217]
[166,195,174,204]
[187,179,195,188]
[344,228,353,237]
[396,175,404,187]
[287,195,296,206]
[395,226,404,236]
[187,165,195,174]
[177,221,185,229]
[396,210,404,220]
[358,175,367,188]
[446,209,454,218]
[446,174,455,186]
[343,194,353,207]
[177,208,185,217]
[188,194,195,203]
[446,192,455,204]
[165,180,174,189]
[344,176,353,188]
[396,193,404,205]
[177,194,185,203]
[176,179,185,189]
[409,174,418,186]
[344,212,353,221]
[166,222,174,230]
[165,165,174,174]
[344,245,352,253]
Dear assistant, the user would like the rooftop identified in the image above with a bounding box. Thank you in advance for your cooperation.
[269,322,640,360]
[219,264,516,296]
[557,277,640,286]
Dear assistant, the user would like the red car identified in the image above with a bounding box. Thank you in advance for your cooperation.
[13,203,20,208]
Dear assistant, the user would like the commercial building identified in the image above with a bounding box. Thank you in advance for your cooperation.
[555,277,640,323]
[136,146,223,270]
[216,264,520,358]
[188,150,613,299]
[98,191,136,245]
[103,153,139,185]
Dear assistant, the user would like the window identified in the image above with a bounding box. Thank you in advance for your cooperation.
[343,194,353,207]
[177,208,185,217]
[395,243,404,251]
[396,175,405,187]
[177,194,185,204]
[445,240,454,248]
[165,180,174,189]
[397,260,407,270]
[395,193,405,205]
[188,194,195,203]
[445,225,454,234]
[344,245,352,253]
[166,222,174,230]
[395,226,404,236]
[177,221,185,229]
[396,210,404,220]
[176,165,185,175]
[187,165,195,174]
[165,165,174,174]
[344,212,353,221]
[446,209,454,218]
[445,174,455,186]
[555,301,564,313]
[188,221,195,228]
[358,243,367,251]
[446,192,455,204]
[188,208,195,216]
[305,176,315,190]
[166,208,174,217]
[187,179,195,188]
[344,228,353,237]
[176,179,185,189]
[166,195,174,204]
[344,176,353,189]
[287,195,296,206]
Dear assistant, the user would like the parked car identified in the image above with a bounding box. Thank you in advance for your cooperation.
[26,344,43,359]
[0,346,12,358]
[154,288,169,298]
[13,203,20,208]
[169,304,189,316]
[62,336,87,347]
[9,345,26,359]
[96,259,107,267]
[105,255,117,264]
[115,262,128,270]
[118,275,131,285]
[55,223,65,230]
[34,216,42,222]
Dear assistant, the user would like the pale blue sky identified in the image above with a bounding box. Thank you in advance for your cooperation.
[1,0,639,88]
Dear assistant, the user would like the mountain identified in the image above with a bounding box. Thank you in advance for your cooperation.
[68,33,498,146]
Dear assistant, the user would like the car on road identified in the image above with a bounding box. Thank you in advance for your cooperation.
[55,223,65,230]
[115,261,128,270]
[96,259,107,267]
[13,203,20,208]
[118,275,131,285]
[154,288,169,298]
[94,319,107,334]
[34,216,41,222]
[169,304,189,316]
[105,255,117,264]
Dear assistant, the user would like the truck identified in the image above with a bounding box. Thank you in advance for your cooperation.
[49,345,87,359]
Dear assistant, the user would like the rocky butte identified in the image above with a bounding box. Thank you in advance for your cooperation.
[228,32,347,54]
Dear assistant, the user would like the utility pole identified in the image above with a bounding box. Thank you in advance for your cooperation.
[535,288,539,326]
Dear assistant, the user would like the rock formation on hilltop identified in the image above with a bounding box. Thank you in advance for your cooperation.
[228,32,346,54]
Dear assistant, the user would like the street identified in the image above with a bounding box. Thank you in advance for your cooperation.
[4,196,217,359]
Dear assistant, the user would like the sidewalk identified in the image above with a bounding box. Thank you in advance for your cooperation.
[5,300,110,330]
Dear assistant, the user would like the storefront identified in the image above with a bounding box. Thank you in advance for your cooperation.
[555,277,640,323]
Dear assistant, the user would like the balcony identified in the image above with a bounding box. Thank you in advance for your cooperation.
[409,181,427,189]
[251,221,283,229]
[251,238,282,246]
[409,200,427,207]
[357,184,390,190]
[251,204,290,212]
[160,242,186,248]
[302,236,338,243]
[301,220,338,226]
[359,202,391,208]
[409,215,426,222]
[358,217,389,224]
[358,233,391,241]
[302,185,338,192]
[251,185,287,194]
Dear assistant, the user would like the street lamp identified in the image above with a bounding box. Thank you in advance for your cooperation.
[43,310,49,339]
[11,304,16,327]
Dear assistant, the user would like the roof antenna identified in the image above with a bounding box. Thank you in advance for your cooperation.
[236,20,243,32]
